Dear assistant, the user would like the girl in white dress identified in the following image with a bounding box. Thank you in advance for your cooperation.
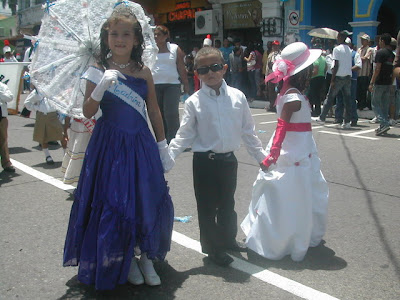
[241,42,329,262]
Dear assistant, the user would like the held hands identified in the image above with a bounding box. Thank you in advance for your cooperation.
[157,139,175,173]
[261,147,280,171]
[91,70,127,102]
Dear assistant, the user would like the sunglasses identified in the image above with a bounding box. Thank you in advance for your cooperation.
[196,63,224,75]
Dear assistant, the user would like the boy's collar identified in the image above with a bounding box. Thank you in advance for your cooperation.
[202,79,227,96]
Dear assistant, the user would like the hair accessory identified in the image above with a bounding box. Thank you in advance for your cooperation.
[113,1,158,70]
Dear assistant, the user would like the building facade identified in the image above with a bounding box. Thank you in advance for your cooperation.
[14,0,400,54]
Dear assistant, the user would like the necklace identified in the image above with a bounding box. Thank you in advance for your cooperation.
[110,60,131,69]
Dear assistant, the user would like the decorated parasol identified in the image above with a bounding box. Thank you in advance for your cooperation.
[308,27,338,40]
[30,0,157,118]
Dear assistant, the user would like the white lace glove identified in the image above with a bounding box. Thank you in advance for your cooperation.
[157,139,175,173]
[91,70,127,102]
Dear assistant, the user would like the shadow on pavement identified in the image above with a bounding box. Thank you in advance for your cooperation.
[244,240,347,272]
[32,161,62,169]
[58,258,251,299]
[339,129,400,281]
[9,146,33,154]
[0,170,20,187]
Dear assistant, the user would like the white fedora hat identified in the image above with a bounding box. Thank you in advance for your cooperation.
[266,42,321,83]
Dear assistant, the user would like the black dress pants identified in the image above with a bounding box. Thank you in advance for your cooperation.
[193,152,238,254]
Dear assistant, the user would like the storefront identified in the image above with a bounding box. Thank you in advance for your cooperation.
[152,0,211,54]
[222,0,263,46]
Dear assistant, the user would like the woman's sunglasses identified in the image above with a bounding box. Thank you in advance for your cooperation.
[196,63,224,75]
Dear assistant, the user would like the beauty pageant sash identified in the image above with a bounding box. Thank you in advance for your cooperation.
[81,66,147,121]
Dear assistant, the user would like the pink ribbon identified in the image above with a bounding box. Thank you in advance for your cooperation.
[265,48,311,84]
[265,59,295,84]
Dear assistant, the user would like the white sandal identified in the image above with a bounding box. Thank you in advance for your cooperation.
[127,258,144,285]
[138,254,161,286]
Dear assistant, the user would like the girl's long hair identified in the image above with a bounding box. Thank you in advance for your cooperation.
[98,7,144,70]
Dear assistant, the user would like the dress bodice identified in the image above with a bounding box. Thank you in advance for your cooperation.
[99,75,148,133]
[269,91,317,163]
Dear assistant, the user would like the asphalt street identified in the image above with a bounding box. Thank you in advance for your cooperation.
[1,93,400,300]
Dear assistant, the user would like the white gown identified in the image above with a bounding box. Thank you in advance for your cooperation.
[241,91,329,262]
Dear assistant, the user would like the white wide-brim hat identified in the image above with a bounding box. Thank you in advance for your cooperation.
[279,42,322,76]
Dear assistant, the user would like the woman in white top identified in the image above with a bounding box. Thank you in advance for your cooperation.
[152,25,189,143]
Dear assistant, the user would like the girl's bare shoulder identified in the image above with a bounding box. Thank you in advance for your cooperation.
[131,65,152,81]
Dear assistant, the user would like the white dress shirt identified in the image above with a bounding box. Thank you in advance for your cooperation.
[0,82,13,117]
[24,90,55,114]
[169,80,267,163]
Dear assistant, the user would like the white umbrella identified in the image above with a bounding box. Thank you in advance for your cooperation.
[308,27,338,40]
[30,0,157,118]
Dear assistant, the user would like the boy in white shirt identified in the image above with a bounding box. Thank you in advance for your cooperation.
[169,47,267,266]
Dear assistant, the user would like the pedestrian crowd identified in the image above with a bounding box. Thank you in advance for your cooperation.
[1,0,399,292]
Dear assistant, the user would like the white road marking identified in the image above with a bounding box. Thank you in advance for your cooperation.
[346,129,377,136]
[11,159,340,300]
[10,158,75,190]
[318,131,379,140]
[259,120,277,125]
[252,113,275,117]
[172,231,340,300]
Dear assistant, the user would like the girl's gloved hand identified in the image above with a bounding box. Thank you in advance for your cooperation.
[157,139,175,173]
[91,70,126,102]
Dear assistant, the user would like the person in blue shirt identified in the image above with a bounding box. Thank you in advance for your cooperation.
[220,38,234,85]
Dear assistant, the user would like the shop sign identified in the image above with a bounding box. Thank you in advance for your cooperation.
[223,0,262,29]
[167,1,203,22]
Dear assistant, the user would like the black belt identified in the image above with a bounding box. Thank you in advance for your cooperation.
[195,151,234,160]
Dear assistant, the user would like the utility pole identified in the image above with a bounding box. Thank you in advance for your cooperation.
[280,0,289,44]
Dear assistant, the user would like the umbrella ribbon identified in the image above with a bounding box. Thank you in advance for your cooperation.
[44,0,55,14]
[114,1,130,8]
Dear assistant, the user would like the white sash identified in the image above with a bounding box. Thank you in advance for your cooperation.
[81,67,147,121]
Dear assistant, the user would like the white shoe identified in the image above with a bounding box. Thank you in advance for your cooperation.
[127,258,144,285]
[341,122,351,129]
[138,254,161,286]
[312,117,325,124]
[389,119,397,126]
[369,117,379,124]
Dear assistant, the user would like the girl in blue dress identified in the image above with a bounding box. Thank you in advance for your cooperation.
[63,3,174,290]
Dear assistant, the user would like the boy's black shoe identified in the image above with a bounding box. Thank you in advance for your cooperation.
[208,252,233,267]
[225,241,247,252]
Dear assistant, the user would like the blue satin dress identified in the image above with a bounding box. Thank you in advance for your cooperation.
[63,74,174,290]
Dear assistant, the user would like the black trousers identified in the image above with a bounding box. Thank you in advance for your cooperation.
[307,76,326,117]
[193,152,238,254]
[357,76,371,109]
